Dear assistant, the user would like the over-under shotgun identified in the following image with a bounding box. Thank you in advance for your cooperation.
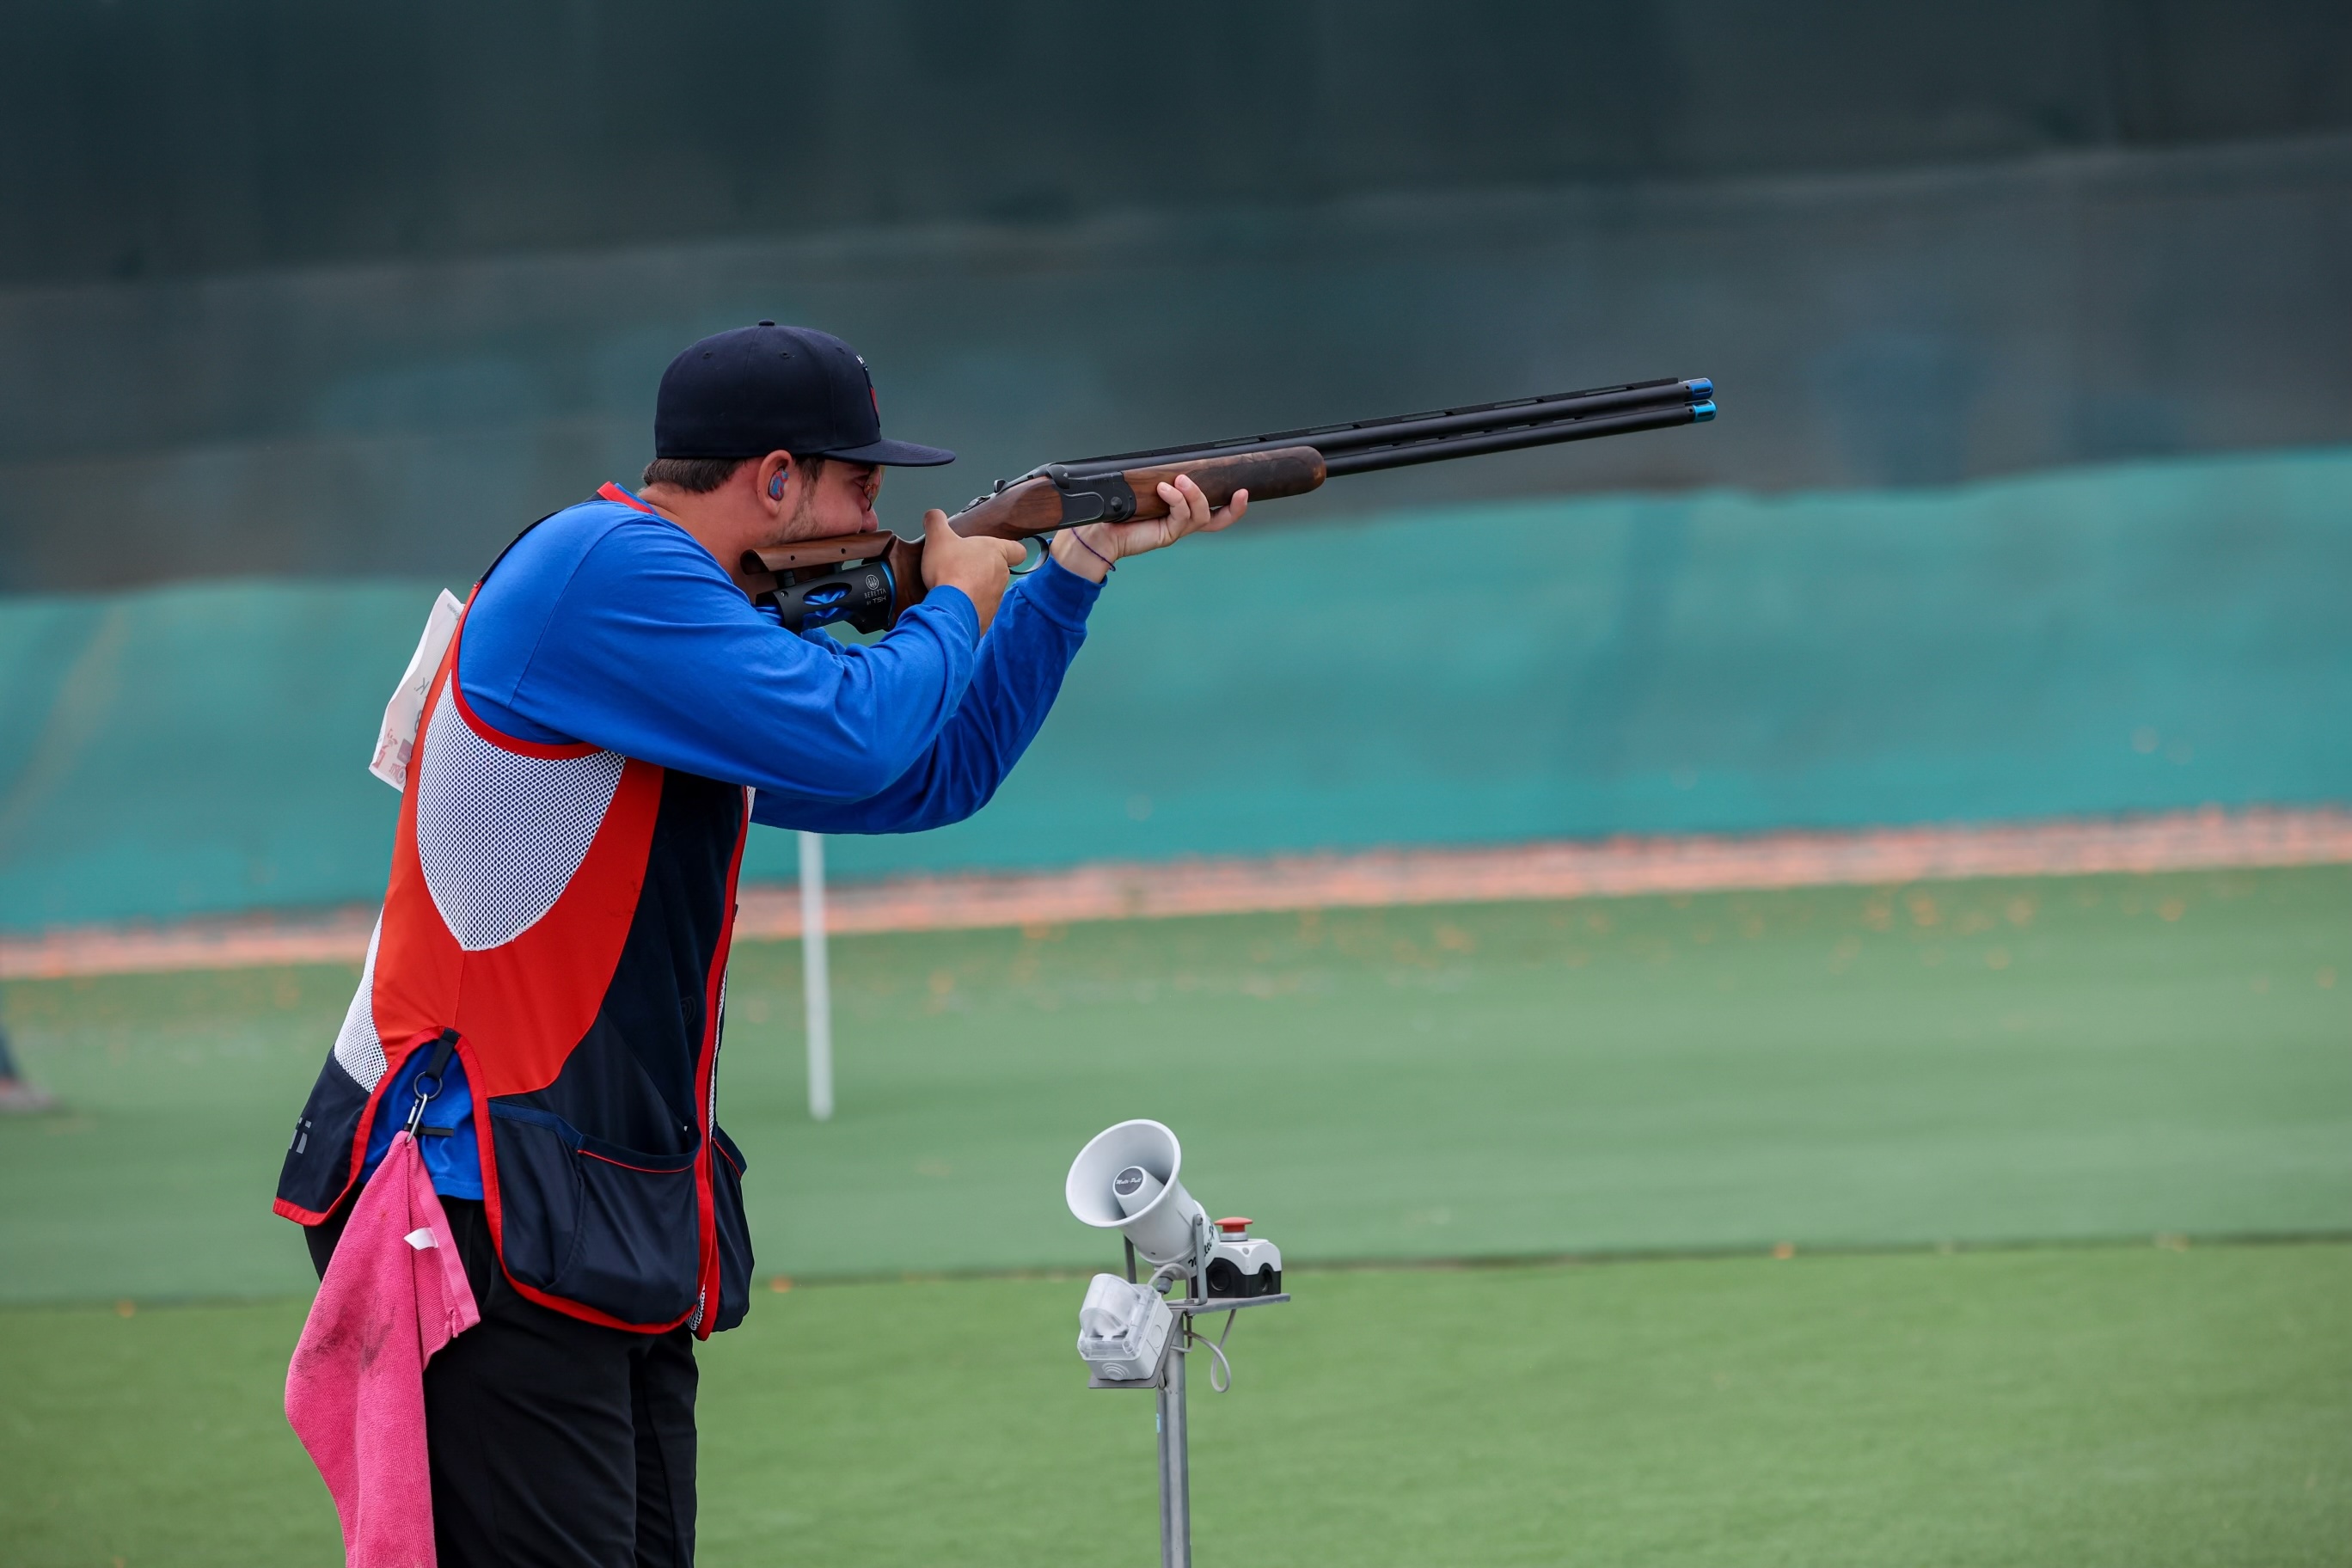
[744,376,1716,633]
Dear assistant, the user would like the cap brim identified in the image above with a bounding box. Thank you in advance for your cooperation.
[823,437,957,467]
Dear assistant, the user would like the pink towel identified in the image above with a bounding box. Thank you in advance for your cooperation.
[286,1130,481,1567]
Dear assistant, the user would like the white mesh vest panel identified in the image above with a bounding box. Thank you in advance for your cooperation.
[414,684,628,952]
[331,915,388,1088]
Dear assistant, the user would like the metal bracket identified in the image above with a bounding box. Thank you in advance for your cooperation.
[1168,1293,1290,1315]
[1085,1293,1289,1390]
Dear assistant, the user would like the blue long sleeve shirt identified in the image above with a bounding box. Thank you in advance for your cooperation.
[364,487,1099,1196]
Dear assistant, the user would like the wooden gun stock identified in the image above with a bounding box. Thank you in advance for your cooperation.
[946,444,1327,540]
[744,445,1325,629]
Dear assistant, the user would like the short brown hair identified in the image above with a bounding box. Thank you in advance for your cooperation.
[639,453,826,493]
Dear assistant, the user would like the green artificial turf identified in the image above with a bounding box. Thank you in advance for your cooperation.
[3,1245,2346,1567]
[3,867,2349,1303]
[3,871,2343,1565]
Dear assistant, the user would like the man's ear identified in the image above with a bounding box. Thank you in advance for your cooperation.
[756,451,793,510]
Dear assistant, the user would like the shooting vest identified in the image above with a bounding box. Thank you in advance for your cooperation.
[275,499,755,1336]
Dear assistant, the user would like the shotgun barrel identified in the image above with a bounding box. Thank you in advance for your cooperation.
[1045,377,1712,479]
[1320,397,1712,476]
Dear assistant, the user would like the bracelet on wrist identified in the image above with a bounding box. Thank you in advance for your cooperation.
[1071,528,1117,574]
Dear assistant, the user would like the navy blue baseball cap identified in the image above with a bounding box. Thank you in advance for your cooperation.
[653,322,954,466]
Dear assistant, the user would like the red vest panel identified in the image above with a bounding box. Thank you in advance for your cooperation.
[276,607,754,1336]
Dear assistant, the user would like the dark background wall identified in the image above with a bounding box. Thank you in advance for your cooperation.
[4,1,2350,591]
[10,0,2350,287]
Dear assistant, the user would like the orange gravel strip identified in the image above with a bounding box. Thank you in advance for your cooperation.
[0,904,385,983]
[5,805,2347,981]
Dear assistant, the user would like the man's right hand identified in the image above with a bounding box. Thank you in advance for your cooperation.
[920,510,1026,633]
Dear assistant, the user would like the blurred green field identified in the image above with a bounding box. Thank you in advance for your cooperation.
[4,1246,2347,1567]
[1,866,2347,1565]
[3,867,2347,1302]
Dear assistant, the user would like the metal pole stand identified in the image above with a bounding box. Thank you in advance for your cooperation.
[1156,1305,1192,1568]
[1087,1239,1290,1568]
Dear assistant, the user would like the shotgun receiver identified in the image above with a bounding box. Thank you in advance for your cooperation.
[744,375,1716,633]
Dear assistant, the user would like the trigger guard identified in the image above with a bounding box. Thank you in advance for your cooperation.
[1010,535,1051,575]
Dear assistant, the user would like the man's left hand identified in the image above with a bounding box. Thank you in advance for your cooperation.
[1048,473,1246,585]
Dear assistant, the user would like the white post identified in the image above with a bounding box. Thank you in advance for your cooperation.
[798,830,834,1122]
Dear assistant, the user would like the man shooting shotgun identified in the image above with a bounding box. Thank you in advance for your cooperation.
[746,374,1715,634]
[273,321,1710,1565]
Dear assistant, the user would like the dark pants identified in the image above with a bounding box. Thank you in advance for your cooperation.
[308,1197,698,1566]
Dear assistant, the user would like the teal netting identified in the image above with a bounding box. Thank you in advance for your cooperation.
[3,447,2347,933]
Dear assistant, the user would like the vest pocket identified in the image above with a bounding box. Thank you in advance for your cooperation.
[489,1100,702,1326]
[710,1124,754,1332]
[275,1054,373,1219]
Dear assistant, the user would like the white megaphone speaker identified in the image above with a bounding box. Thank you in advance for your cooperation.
[1065,1119,1208,1266]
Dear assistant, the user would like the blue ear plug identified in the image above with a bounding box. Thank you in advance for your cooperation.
[770,469,787,499]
